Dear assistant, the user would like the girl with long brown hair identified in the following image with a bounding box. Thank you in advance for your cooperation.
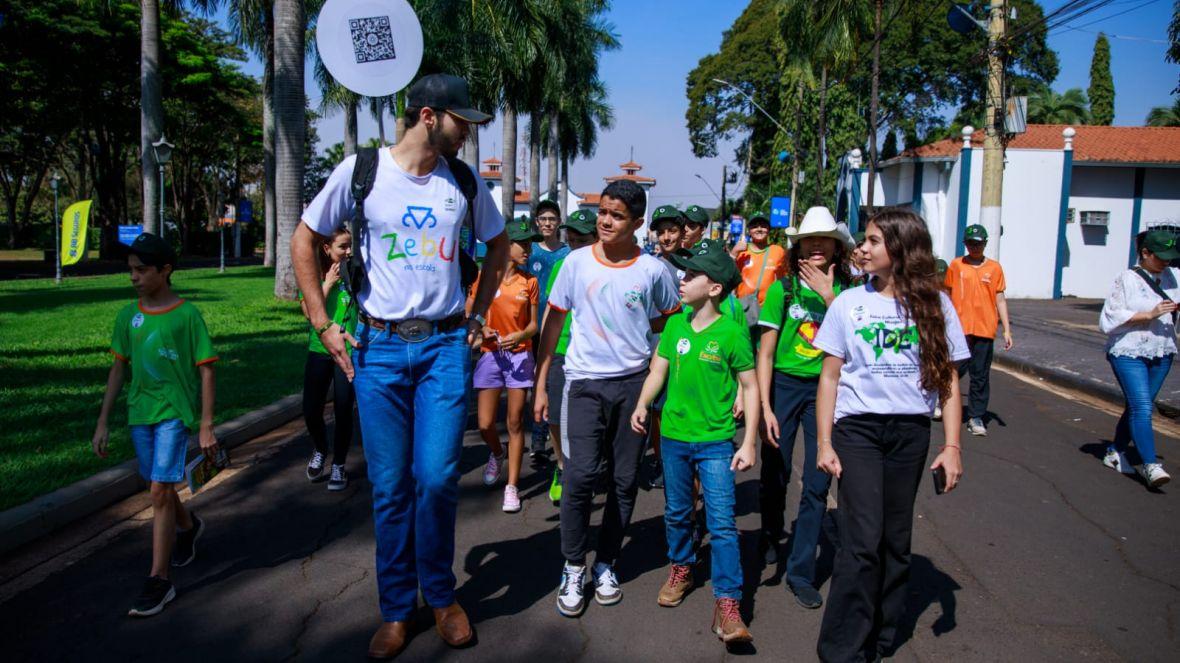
[810,209,969,661]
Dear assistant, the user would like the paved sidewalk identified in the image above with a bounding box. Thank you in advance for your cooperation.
[1001,298,1180,417]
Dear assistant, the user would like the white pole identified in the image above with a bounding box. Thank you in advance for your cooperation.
[158,164,166,241]
[219,224,225,273]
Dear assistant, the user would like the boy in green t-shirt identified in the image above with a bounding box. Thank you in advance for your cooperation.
[539,210,597,505]
[92,233,219,618]
[631,239,761,645]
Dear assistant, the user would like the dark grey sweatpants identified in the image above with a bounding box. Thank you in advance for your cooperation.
[558,371,648,566]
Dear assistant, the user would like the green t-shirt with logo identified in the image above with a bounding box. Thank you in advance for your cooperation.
[110,300,217,429]
[758,277,841,378]
[682,294,749,339]
[306,282,356,355]
[656,312,755,443]
[544,257,574,356]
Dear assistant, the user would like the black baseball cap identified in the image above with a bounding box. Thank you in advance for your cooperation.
[668,239,741,296]
[561,210,597,235]
[128,232,176,269]
[682,205,709,225]
[406,74,492,125]
[748,212,771,227]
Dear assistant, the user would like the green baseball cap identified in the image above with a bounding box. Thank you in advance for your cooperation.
[668,238,741,296]
[561,209,597,235]
[682,205,709,225]
[1144,230,1180,260]
[128,232,176,268]
[507,217,543,243]
[935,258,949,276]
[964,224,988,242]
[652,205,685,228]
[748,212,771,226]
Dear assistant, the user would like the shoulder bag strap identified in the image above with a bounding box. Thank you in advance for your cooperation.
[1132,266,1177,323]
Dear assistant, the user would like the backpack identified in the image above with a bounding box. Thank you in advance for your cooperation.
[340,148,480,305]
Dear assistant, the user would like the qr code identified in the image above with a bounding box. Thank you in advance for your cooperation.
[349,16,397,64]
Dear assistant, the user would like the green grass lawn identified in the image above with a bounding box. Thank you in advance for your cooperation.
[0,266,309,511]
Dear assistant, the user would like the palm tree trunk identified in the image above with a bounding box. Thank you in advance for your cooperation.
[393,91,406,144]
[344,96,358,156]
[463,126,479,169]
[375,99,386,146]
[273,0,305,299]
[547,109,559,202]
[816,65,828,203]
[263,13,276,267]
[528,116,541,211]
[867,0,882,211]
[559,153,569,219]
[501,109,518,221]
[140,0,162,235]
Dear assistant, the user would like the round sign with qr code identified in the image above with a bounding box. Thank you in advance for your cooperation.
[316,0,423,97]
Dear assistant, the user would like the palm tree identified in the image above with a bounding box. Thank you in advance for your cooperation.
[1146,98,1180,126]
[556,78,613,215]
[1028,86,1091,125]
[140,0,169,234]
[273,0,305,299]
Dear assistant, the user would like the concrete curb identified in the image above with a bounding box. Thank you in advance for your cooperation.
[993,354,1180,419]
[0,393,304,557]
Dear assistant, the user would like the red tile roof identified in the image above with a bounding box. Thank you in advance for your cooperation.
[578,193,601,206]
[619,160,643,170]
[482,156,502,164]
[480,171,519,181]
[515,190,530,204]
[603,174,656,184]
[893,124,1180,165]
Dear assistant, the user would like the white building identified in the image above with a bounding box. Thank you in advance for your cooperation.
[854,124,1180,299]
[479,157,587,222]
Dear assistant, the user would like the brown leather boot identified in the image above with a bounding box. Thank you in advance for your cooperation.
[367,621,410,659]
[433,602,474,647]
[712,598,753,644]
[657,564,694,607]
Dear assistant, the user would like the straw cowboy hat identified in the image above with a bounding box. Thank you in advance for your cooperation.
[785,207,849,246]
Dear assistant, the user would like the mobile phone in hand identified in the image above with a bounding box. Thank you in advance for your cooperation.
[932,466,947,495]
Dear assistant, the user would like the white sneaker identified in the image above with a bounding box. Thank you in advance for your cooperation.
[502,484,521,512]
[967,418,987,436]
[1103,449,1136,474]
[483,452,504,486]
[592,562,622,606]
[556,562,586,617]
[1137,463,1172,488]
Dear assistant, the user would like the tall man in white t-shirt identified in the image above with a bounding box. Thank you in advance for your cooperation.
[534,180,682,617]
[293,74,508,659]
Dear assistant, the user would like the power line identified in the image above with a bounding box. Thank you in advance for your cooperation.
[1061,26,1169,42]
[1062,0,1165,30]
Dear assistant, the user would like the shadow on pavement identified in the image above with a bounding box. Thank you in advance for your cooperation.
[887,554,961,655]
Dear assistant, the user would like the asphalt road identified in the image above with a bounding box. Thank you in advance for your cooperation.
[3,370,1177,662]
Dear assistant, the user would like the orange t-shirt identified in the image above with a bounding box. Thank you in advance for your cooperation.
[470,270,539,352]
[944,256,1006,339]
[735,244,789,303]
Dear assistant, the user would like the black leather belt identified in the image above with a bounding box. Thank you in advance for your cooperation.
[359,312,466,342]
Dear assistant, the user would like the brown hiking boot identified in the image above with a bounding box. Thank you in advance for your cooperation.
[433,602,474,647]
[657,564,694,607]
[367,621,409,659]
[712,598,752,644]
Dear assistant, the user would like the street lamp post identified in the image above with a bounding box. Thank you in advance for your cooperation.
[151,136,174,241]
[50,172,62,285]
[711,78,791,136]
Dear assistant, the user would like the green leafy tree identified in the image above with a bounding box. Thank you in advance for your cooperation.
[1027,86,1091,125]
[1088,33,1114,126]
[1146,98,1180,126]
[1168,1,1180,93]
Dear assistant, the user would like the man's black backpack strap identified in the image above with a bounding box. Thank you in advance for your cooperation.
[340,148,379,300]
[444,155,480,289]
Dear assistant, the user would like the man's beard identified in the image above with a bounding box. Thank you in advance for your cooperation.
[429,123,461,158]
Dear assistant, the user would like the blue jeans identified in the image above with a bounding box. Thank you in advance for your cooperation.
[354,323,472,622]
[1108,353,1174,465]
[130,418,189,483]
[661,437,742,600]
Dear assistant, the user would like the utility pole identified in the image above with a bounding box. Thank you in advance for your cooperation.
[981,0,1007,260]
[720,165,727,240]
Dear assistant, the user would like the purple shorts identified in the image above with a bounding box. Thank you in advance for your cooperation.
[473,349,536,389]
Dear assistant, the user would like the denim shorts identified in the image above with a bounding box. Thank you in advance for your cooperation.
[130,419,190,483]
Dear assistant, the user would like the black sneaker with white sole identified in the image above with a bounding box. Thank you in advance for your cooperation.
[327,464,348,491]
[172,513,204,567]
[128,576,175,617]
[306,451,327,482]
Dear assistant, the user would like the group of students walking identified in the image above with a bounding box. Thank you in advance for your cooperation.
[86,72,1173,661]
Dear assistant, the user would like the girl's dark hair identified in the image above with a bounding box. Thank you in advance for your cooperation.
[866,208,954,402]
[786,236,852,297]
[318,226,351,276]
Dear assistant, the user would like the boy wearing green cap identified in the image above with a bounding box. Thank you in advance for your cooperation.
[944,224,1013,436]
[92,232,218,618]
[540,210,598,504]
[682,205,710,249]
[631,239,760,645]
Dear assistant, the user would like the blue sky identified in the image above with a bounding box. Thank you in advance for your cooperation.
[217,0,1179,206]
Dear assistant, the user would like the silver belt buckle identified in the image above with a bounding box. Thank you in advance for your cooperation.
[396,318,432,343]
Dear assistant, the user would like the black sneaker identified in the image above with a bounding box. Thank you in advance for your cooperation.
[649,458,664,490]
[327,464,348,491]
[790,583,823,609]
[128,576,175,617]
[172,513,204,567]
[306,451,327,482]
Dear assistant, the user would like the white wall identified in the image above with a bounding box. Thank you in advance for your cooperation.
[994,150,1064,299]
[483,179,584,222]
[1060,166,1136,298]
[1141,168,1180,232]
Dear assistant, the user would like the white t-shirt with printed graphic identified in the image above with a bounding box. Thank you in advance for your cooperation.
[813,280,970,422]
[548,245,681,381]
[302,149,505,321]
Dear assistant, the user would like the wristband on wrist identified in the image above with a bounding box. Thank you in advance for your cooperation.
[941,444,962,451]
[315,320,333,336]
[470,312,487,327]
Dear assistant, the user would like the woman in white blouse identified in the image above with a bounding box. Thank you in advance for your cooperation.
[1099,230,1180,488]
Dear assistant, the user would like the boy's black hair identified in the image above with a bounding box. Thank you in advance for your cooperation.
[534,199,561,218]
[600,180,647,221]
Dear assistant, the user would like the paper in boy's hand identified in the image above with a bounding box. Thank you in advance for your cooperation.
[186,448,229,493]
